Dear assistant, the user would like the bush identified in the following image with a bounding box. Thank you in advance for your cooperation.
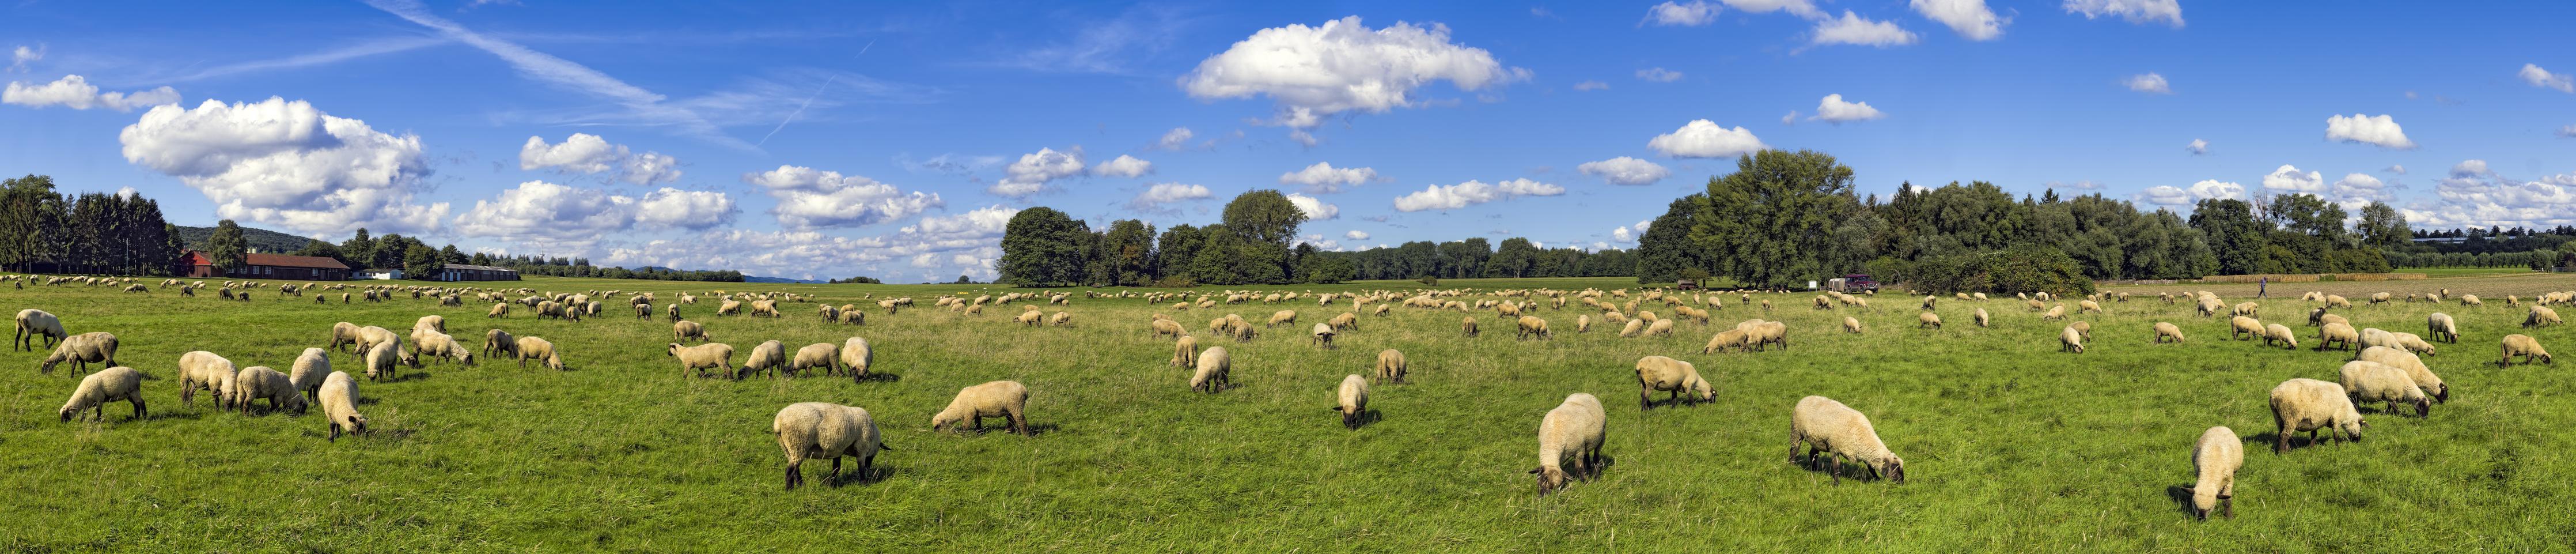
[1907,244,2093,296]
[1416,275,1439,286]
[1677,267,1710,285]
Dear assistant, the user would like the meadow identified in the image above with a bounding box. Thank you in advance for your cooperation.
[3,273,2574,553]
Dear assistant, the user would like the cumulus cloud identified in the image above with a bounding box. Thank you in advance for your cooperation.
[2386,164,2407,175]
[1391,178,1564,212]
[2324,114,2416,149]
[2124,73,2171,94]
[1636,67,1684,82]
[1154,127,1195,150]
[1722,0,1824,18]
[1573,80,1609,91]
[518,133,683,185]
[119,97,447,234]
[2331,173,2395,204]
[2063,0,2183,28]
[2185,138,2209,155]
[452,180,737,242]
[593,205,1022,281]
[1577,156,1672,186]
[743,165,944,229]
[992,146,1085,197]
[1091,154,1153,178]
[2132,179,2245,208]
[1344,229,1369,240]
[1286,193,1340,220]
[1278,161,1380,193]
[1649,119,1766,158]
[2412,159,2576,227]
[1297,233,1340,251]
[1811,12,1918,47]
[1180,16,1522,140]
[7,45,39,73]
[2260,164,2326,194]
[1128,182,1213,210]
[2521,63,2574,93]
[3,75,179,111]
[1611,226,1636,243]
[1911,0,2006,40]
[1644,1,1719,26]
[1812,93,1885,122]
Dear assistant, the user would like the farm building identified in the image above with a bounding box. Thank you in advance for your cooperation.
[355,268,404,280]
[176,251,351,281]
[434,263,520,282]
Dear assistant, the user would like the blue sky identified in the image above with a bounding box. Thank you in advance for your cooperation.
[3,1,2573,281]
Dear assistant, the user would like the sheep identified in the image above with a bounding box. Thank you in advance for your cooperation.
[931,380,1031,435]
[317,371,367,441]
[1646,318,1676,337]
[1618,319,1645,338]
[2317,322,2360,351]
[1516,315,1551,340]
[2320,314,2350,329]
[1918,312,1942,329]
[1268,310,1298,327]
[2042,305,2068,321]
[1634,355,1712,410]
[483,329,517,359]
[2230,316,2263,340]
[230,366,308,415]
[2325,295,2352,308]
[1150,319,1185,339]
[1577,315,1592,333]
[14,308,64,351]
[1228,321,1258,342]
[58,366,145,423]
[2140,322,2183,344]
[289,348,332,401]
[1170,335,1199,368]
[516,336,564,371]
[40,332,118,375]
[1328,312,1358,331]
[667,304,683,322]
[414,315,446,336]
[2371,292,2393,305]
[1749,321,1789,351]
[2268,378,2367,454]
[1462,316,1480,337]
[362,340,404,380]
[1973,308,1991,327]
[1332,374,1370,429]
[1191,346,1232,393]
[841,337,874,382]
[1374,349,1407,384]
[743,340,788,379]
[2461,294,2483,307]
[749,299,781,318]
[1530,393,1608,496]
[773,402,887,489]
[2501,334,2552,365]
[2187,426,2242,521]
[635,303,654,319]
[668,342,737,378]
[1842,316,1862,334]
[2425,312,2460,344]
[1788,395,1906,484]
[674,320,710,342]
[2524,306,2562,328]
[2340,360,2430,417]
[2079,300,2103,314]
[1310,323,1337,349]
[2308,307,2329,327]
[2257,323,2299,350]
[2393,331,2438,357]
[2358,346,2447,404]
[2060,325,2085,353]
[414,332,475,366]
[1012,310,1043,326]
[175,351,239,410]
[790,342,842,378]
[718,300,743,316]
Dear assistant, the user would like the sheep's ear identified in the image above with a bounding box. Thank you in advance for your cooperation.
[1526,468,1541,474]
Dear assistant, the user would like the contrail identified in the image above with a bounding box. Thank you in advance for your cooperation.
[757,40,870,148]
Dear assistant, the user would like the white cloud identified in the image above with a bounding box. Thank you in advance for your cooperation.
[1278,161,1380,193]
[2324,114,2416,149]
[1611,226,1635,243]
[1180,16,1521,140]
[452,180,737,243]
[8,45,40,73]
[2049,180,2105,190]
[1286,193,1340,220]
[2331,173,2395,204]
[1812,93,1885,122]
[1154,127,1194,150]
[366,0,749,149]
[992,146,1085,197]
[1649,119,1766,158]
[2,75,179,111]
[2185,138,2209,155]
[633,188,737,229]
[2133,179,2245,208]
[2413,161,2576,228]
[1645,1,1719,26]
[2260,164,2326,194]
[113,186,137,199]
[2385,165,2406,175]
[1091,154,1153,178]
[1721,0,1823,18]
[1129,182,1213,209]
[2062,0,2183,28]
[2559,125,2576,138]
[518,133,683,185]
[1911,0,2006,40]
[1635,218,1653,232]
[119,97,448,235]
[2124,73,2172,94]
[1573,80,1609,91]
[1578,156,1672,186]
[2450,159,2487,179]
[1781,111,1799,125]
[743,165,944,229]
[1636,67,1684,82]
[1811,11,1918,47]
[2520,63,2574,93]
[1391,178,1564,212]
[1297,233,1341,251]
[1344,229,1369,240]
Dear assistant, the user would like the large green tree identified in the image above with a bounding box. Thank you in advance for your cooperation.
[1153,224,1203,284]
[206,219,250,270]
[1690,149,1858,288]
[1103,219,1155,286]
[2354,201,2410,250]
[1634,196,1704,284]
[403,243,442,280]
[996,206,1093,286]
[2188,198,2269,276]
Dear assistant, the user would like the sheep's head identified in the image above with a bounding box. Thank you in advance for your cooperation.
[1530,466,1570,496]
[2433,383,2450,404]
[666,343,683,357]
[930,409,964,432]
[2342,417,2368,442]
[1876,456,1907,484]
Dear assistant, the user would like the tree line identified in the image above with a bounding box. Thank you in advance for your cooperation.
[999,190,1357,287]
[207,224,744,282]
[0,175,184,276]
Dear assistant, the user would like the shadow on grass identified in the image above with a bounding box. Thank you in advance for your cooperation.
[852,372,901,384]
[825,465,895,487]
[2164,485,2201,519]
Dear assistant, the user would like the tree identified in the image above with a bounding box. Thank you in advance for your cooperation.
[1485,238,1541,278]
[1103,219,1154,286]
[292,239,347,269]
[206,220,250,270]
[340,228,376,269]
[440,244,465,265]
[2188,199,2268,276]
[995,207,1092,287]
[1634,196,1704,283]
[2355,201,2411,250]
[1690,149,1857,288]
[1220,190,1308,247]
[402,244,442,280]
[1154,224,1203,282]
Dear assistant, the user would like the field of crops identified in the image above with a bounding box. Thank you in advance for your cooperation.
[3,273,2574,553]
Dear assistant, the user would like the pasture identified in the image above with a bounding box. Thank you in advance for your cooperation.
[3,274,2574,552]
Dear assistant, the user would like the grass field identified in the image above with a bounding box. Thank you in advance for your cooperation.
[4,273,2575,552]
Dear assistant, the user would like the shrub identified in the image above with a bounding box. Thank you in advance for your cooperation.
[1907,244,2093,296]
[1416,275,1439,286]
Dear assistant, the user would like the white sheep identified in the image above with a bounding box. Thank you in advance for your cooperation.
[2268,378,2366,454]
[2426,312,2459,344]
[1191,346,1232,393]
[931,380,1031,435]
[2501,334,2551,366]
[516,336,565,371]
[841,336,874,382]
[2187,426,2242,521]
[1530,393,1608,496]
[2154,322,2185,344]
[483,329,517,359]
[178,351,238,408]
[230,366,308,415]
[790,342,841,378]
[1170,336,1200,368]
[2263,323,2300,350]
[40,331,119,374]
[59,366,146,422]
[289,348,332,401]
[1332,374,1370,429]
[773,402,888,489]
[2317,322,2360,351]
[317,371,368,441]
[1789,395,1907,484]
[673,320,710,342]
[1634,355,1712,409]
[2059,326,2085,353]
[1973,308,1991,327]
[2340,360,2430,417]
[2357,346,2447,404]
[1310,322,1337,349]
[670,342,736,378]
[743,340,788,379]
[14,308,65,352]
[1374,348,1407,384]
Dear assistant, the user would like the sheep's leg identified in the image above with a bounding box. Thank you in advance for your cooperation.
[784,462,802,490]
[971,416,983,432]
[1012,412,1029,436]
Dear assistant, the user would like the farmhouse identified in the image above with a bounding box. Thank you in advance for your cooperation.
[176,250,351,281]
[434,263,520,282]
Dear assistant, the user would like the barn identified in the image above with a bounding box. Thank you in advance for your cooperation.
[177,251,352,281]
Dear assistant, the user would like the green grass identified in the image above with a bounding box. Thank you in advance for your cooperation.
[5,274,2575,552]
[2404,266,2543,278]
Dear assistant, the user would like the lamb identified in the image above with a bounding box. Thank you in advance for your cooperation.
[1332,374,1370,429]
[2340,360,2430,417]
[2268,378,2367,454]
[1310,323,1337,349]
[289,348,332,401]
[1788,395,1906,484]
[2357,346,2447,404]
[772,402,887,489]
[2427,312,2459,344]
[1749,321,1789,351]
[1530,393,1608,496]
[790,342,842,378]
[1634,355,1712,409]
[2187,426,2242,521]
[516,336,565,371]
[2308,307,2328,327]
[2325,295,2352,308]
[931,380,1031,435]
[488,303,511,318]
[2263,323,2300,349]
[229,366,308,415]
[15,308,65,351]
[317,371,368,441]
[2317,322,2360,351]
[40,331,119,374]
[1516,315,1551,340]
[1974,308,1991,327]
[2524,306,2562,328]
[58,366,145,422]
[1918,312,1942,329]
[1170,336,1199,368]
[1374,349,1407,384]
[1842,316,1863,334]
[2060,325,2085,353]
[483,329,517,359]
[841,337,874,382]
[2501,334,2552,365]
[674,320,710,342]
[743,340,788,379]
[2154,322,2185,344]
[2230,316,2263,340]
[669,342,737,378]
[1191,346,1232,393]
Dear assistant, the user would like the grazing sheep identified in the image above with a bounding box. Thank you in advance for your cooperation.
[1530,393,1608,496]
[1842,316,1862,334]
[773,402,887,489]
[743,340,788,379]
[2393,331,2437,357]
[1748,321,1789,351]
[1191,346,1232,393]
[515,337,565,371]
[2325,295,2352,308]
[1646,318,1676,337]
[1151,319,1185,339]
[414,332,475,366]
[839,337,874,382]
[2371,292,2392,305]
[2154,322,2185,344]
[674,320,710,342]
[2043,305,2067,321]
[1013,310,1043,326]
[2427,312,2459,344]
[1577,315,1593,333]
[667,304,683,322]
[13,309,63,352]
[1617,319,1644,338]
[2261,323,2300,349]
[2079,300,2103,314]
[2317,322,2360,351]
[1634,356,1712,409]
[2230,316,2263,340]
[1516,315,1551,340]
[483,329,517,359]
[1268,310,1298,327]
[718,300,743,316]
[1462,316,1480,337]
[289,348,332,401]
[635,303,654,319]
[2269,378,2367,454]
[2461,294,2483,307]
[2340,360,2430,417]
[488,303,512,318]
[1918,312,1942,329]
[414,315,446,336]
[2060,326,2085,353]
[58,366,145,422]
[669,342,737,378]
[317,371,367,441]
[1228,321,1257,342]
[2524,306,2562,328]
[749,299,781,318]
[2319,314,2349,329]
[2358,346,2447,404]
[329,321,366,353]
[839,309,866,326]
[1170,336,1199,368]
[2187,426,2242,521]
[2501,334,2552,365]
[40,332,119,375]
[2070,321,2094,340]
[1973,308,1990,327]
[1788,395,1907,484]
[1310,323,1337,349]
[1374,349,1407,384]
[931,380,1031,435]
[230,366,307,415]
[1332,374,1370,429]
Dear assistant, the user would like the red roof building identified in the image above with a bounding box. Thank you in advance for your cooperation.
[177,250,351,281]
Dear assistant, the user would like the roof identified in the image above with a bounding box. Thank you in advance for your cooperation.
[241,252,350,270]
[359,268,403,273]
[442,263,516,272]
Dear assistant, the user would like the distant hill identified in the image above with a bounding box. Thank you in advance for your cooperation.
[174,224,312,254]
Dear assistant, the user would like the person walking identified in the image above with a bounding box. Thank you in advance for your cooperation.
[2258,276,2267,298]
